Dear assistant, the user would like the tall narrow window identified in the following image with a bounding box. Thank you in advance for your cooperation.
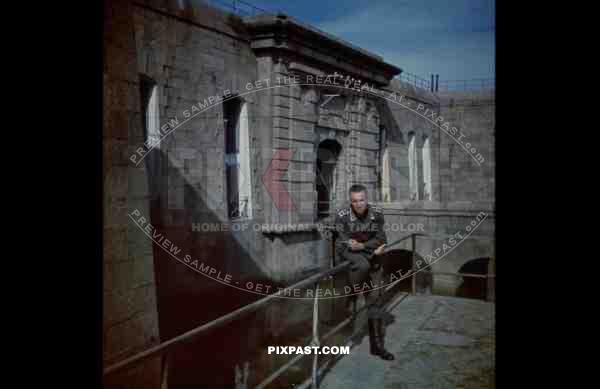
[140,75,160,150]
[139,75,162,196]
[408,132,418,200]
[316,139,341,219]
[381,147,392,202]
[238,102,252,218]
[147,86,160,149]
[422,135,432,200]
[224,97,252,219]
[139,75,162,230]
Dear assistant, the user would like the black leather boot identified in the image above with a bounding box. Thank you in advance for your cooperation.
[368,318,394,360]
[368,318,378,355]
[376,318,395,360]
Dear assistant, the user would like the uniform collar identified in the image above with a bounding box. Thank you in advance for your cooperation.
[350,211,356,222]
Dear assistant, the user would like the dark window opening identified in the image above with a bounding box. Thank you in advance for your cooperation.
[139,74,156,145]
[316,139,341,219]
[139,74,161,196]
[456,257,493,301]
[224,96,242,219]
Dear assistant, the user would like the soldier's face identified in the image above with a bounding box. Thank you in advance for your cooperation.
[350,191,368,216]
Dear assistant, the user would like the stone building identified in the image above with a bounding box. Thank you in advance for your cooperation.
[103,0,495,387]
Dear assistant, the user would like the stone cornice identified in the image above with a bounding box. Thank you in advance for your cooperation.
[243,13,402,86]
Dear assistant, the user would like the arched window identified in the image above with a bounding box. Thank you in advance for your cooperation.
[224,97,252,219]
[422,135,432,200]
[408,132,418,200]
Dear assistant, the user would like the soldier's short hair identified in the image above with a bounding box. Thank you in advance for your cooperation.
[349,184,367,196]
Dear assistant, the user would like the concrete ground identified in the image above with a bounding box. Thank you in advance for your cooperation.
[317,294,495,389]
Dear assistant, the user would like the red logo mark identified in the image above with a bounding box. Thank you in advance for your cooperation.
[262,149,297,211]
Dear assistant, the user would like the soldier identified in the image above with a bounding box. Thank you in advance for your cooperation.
[334,184,394,360]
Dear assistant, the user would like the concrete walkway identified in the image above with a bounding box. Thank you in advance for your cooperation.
[317,294,495,389]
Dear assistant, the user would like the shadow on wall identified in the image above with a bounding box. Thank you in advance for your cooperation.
[146,148,264,325]
[137,146,341,388]
[139,144,267,387]
[375,96,404,145]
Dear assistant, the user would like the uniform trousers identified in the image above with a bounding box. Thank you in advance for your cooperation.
[341,250,385,319]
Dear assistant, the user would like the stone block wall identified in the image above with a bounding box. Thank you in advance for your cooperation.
[437,90,495,204]
[104,0,162,387]
[375,81,495,296]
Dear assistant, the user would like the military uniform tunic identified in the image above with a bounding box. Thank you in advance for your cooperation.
[334,204,388,319]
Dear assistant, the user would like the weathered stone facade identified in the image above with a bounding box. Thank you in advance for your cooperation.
[103,0,495,387]
[104,1,162,387]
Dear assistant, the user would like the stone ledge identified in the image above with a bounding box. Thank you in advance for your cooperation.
[379,200,494,212]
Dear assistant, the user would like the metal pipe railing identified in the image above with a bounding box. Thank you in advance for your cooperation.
[104,231,494,388]
[103,260,352,377]
[411,233,417,294]
[206,0,268,17]
[293,290,411,389]
[422,270,495,279]
[437,78,495,92]
[399,71,431,91]
[311,282,320,389]
[258,280,412,389]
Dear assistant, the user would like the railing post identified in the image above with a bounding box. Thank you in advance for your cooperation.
[487,257,495,302]
[161,353,169,389]
[330,227,336,322]
[311,281,320,388]
[411,233,416,294]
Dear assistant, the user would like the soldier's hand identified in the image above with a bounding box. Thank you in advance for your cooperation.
[374,244,386,256]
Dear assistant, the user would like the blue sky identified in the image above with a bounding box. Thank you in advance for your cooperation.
[225,0,495,81]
